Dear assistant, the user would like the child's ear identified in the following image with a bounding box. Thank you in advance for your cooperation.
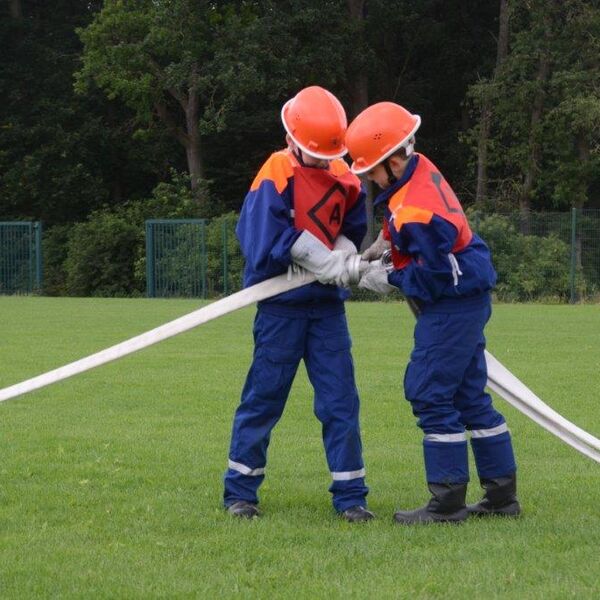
[388,155,406,170]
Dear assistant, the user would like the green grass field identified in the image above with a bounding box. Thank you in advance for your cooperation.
[1,296,599,598]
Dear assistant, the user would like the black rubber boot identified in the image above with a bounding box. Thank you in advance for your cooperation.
[227,500,260,518]
[341,506,375,522]
[393,483,469,524]
[467,473,521,517]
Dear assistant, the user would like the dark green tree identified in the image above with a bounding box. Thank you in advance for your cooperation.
[0,0,173,225]
[76,0,270,213]
[467,0,600,216]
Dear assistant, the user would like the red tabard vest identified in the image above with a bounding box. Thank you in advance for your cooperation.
[293,163,361,249]
[384,154,473,269]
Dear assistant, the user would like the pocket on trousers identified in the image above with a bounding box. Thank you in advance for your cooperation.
[323,335,352,352]
[404,348,429,401]
[320,335,355,388]
[252,346,300,398]
[263,346,301,363]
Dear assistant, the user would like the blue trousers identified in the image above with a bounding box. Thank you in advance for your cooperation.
[404,294,517,484]
[224,304,368,512]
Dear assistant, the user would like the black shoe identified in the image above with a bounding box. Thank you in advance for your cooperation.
[393,483,469,525]
[467,473,521,517]
[468,499,521,517]
[227,500,260,519]
[341,506,375,522]
[393,505,469,524]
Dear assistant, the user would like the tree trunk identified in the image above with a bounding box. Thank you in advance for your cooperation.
[346,0,368,119]
[157,64,206,211]
[475,0,509,205]
[107,101,124,205]
[519,14,551,234]
[183,68,206,210]
[350,69,375,249]
[576,133,590,209]
[346,0,375,248]
[496,0,509,69]
[184,98,204,192]
[573,134,590,269]
[9,0,22,19]
[475,107,491,204]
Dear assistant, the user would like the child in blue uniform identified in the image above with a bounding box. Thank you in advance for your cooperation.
[346,102,521,523]
[223,86,374,522]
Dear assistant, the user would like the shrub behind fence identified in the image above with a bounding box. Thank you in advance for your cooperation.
[470,209,600,302]
[2,210,599,301]
[145,215,242,298]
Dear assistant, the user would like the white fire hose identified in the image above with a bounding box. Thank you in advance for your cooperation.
[1,259,599,463]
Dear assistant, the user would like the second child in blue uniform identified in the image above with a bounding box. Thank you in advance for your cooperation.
[346,102,521,524]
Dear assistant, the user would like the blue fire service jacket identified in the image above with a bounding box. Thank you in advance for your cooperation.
[236,149,367,306]
[376,153,497,308]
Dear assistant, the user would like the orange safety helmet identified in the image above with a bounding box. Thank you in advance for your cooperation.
[281,86,348,160]
[345,102,421,174]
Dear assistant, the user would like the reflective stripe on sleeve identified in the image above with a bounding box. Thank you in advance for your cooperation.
[470,423,509,439]
[424,432,468,443]
[331,468,366,481]
[228,459,265,476]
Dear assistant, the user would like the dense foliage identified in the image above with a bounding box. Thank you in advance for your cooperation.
[1,1,599,297]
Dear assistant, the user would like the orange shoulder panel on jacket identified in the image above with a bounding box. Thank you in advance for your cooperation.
[391,204,434,232]
[250,151,294,193]
[388,185,433,232]
[328,158,351,177]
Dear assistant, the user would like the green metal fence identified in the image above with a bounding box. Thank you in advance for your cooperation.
[468,209,600,302]
[0,221,42,295]
[145,217,242,298]
[574,209,600,302]
[144,210,600,302]
[146,219,207,298]
[3,212,599,301]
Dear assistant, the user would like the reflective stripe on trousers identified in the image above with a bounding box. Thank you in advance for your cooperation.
[228,460,265,477]
[424,424,509,443]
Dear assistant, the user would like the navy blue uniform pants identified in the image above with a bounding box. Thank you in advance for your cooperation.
[404,294,517,484]
[224,304,368,512]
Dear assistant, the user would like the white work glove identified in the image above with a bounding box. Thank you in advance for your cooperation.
[333,233,358,256]
[361,230,391,261]
[286,262,308,281]
[290,230,352,287]
[288,234,358,282]
[358,262,396,295]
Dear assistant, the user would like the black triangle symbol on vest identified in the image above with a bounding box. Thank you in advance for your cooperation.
[307,182,348,245]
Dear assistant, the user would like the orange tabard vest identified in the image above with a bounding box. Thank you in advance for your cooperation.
[384,154,473,269]
[293,161,361,249]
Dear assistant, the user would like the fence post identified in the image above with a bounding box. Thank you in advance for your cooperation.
[222,219,228,296]
[569,207,577,304]
[34,221,43,292]
[27,221,34,293]
[201,220,207,299]
[146,221,155,298]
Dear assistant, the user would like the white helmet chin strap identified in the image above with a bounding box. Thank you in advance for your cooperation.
[383,136,416,184]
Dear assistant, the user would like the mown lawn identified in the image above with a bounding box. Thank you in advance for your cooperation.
[1,296,599,598]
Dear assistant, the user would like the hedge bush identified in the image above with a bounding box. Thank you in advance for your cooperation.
[41,203,589,301]
[63,211,141,297]
[475,213,572,301]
